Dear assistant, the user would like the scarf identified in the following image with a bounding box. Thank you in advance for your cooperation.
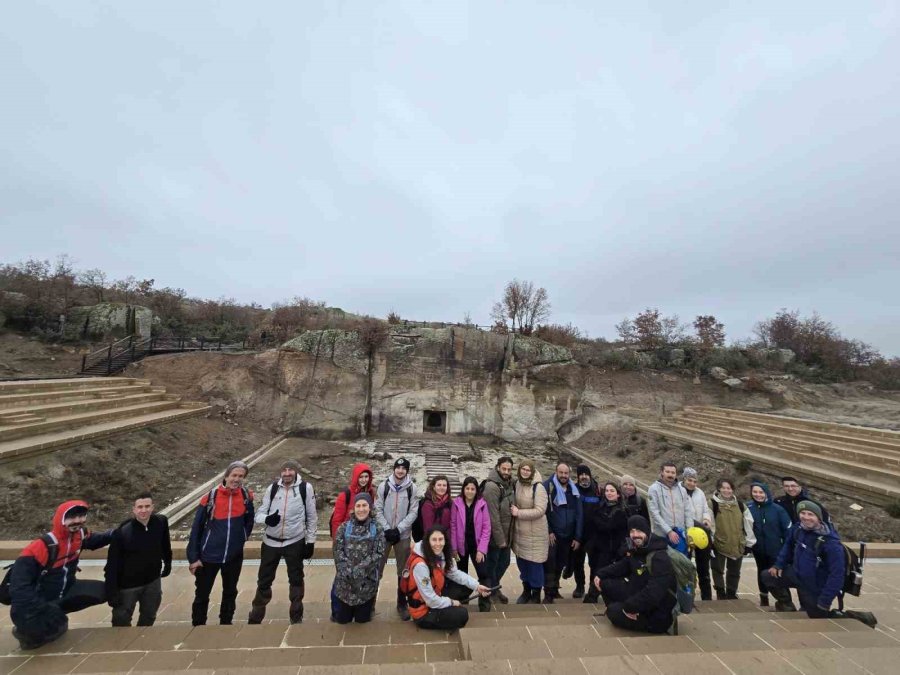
[551,475,579,507]
[800,520,830,536]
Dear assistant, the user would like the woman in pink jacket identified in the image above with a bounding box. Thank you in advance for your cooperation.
[450,476,492,612]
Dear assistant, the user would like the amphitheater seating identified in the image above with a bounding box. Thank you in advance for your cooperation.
[0,377,210,464]
[639,406,900,504]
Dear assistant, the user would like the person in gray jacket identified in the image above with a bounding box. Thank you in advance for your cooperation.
[647,461,695,551]
[248,460,317,624]
[375,457,419,620]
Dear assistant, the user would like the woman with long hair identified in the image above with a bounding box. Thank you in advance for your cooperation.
[583,481,628,603]
[401,525,491,630]
[450,476,492,612]
[510,460,549,604]
[421,475,452,533]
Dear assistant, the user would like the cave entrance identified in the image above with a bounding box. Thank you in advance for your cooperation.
[423,410,447,433]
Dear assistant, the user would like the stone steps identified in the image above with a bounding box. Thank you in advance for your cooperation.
[0,382,155,409]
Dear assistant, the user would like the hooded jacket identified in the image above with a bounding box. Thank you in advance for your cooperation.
[333,514,384,606]
[9,501,112,636]
[187,485,254,564]
[681,483,713,526]
[775,522,846,610]
[375,473,419,538]
[512,469,549,563]
[543,477,583,541]
[255,477,316,548]
[450,495,491,557]
[709,492,756,560]
[330,463,375,538]
[746,482,792,561]
[595,532,677,632]
[647,479,695,537]
[482,467,515,548]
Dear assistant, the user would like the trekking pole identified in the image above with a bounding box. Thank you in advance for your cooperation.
[460,585,501,604]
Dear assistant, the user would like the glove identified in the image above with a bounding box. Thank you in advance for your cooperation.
[161,562,172,578]
[384,528,400,544]
[264,511,281,527]
[107,590,121,608]
[304,543,315,559]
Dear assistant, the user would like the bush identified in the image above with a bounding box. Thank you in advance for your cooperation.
[734,459,753,475]
[698,347,749,374]
[387,310,401,325]
[534,322,583,348]
[616,448,630,458]
[885,501,900,518]
[681,443,693,452]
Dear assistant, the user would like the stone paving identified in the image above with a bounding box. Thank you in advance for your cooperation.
[1,557,899,674]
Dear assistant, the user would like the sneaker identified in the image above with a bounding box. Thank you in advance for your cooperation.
[397,604,410,622]
[572,585,584,599]
[844,610,878,628]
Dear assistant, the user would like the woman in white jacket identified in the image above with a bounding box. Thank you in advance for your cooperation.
[708,478,756,600]
[680,467,713,601]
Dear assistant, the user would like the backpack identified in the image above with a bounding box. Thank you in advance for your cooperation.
[342,519,377,546]
[329,488,353,534]
[204,486,252,521]
[0,533,60,606]
[646,547,697,615]
[264,480,308,516]
[381,480,414,532]
[814,536,865,609]
[711,500,745,517]
[411,497,450,543]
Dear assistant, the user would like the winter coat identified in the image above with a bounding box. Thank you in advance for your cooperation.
[330,463,375,538]
[747,483,792,561]
[421,493,452,533]
[647,480,695,537]
[482,467,515,548]
[450,496,491,557]
[775,524,846,610]
[105,514,172,593]
[9,501,113,641]
[588,499,629,566]
[543,478,584,541]
[596,533,677,633]
[623,492,650,522]
[710,492,756,560]
[256,478,317,548]
[187,484,254,564]
[407,541,479,614]
[577,481,602,544]
[374,475,419,538]
[333,516,385,606]
[775,490,833,527]
[512,471,549,564]
[682,484,713,526]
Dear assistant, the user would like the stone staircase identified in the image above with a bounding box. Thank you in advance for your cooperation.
[0,378,211,464]
[1,560,898,674]
[638,406,900,505]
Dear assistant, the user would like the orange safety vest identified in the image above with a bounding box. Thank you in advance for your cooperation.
[402,551,446,620]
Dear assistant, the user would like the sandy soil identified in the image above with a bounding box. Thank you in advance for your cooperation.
[573,428,900,543]
[0,332,85,378]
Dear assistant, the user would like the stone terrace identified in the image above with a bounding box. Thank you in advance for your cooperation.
[1,558,899,674]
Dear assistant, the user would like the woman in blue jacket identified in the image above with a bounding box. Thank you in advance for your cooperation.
[746,479,791,607]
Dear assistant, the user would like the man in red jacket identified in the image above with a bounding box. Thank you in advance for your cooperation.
[7,500,112,649]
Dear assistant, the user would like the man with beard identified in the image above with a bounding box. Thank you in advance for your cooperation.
[248,459,316,624]
[482,456,515,604]
[591,515,677,634]
[647,461,694,552]
[7,501,113,649]
[375,457,419,620]
[541,462,582,603]
[570,465,600,599]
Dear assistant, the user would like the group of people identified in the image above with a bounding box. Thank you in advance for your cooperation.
[4,454,877,650]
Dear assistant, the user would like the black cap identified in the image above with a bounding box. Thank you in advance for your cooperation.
[576,464,592,477]
[627,515,650,535]
[394,458,411,470]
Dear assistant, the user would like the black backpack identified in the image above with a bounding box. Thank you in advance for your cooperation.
[329,488,353,534]
[0,533,60,606]
[264,480,308,516]
[814,537,865,608]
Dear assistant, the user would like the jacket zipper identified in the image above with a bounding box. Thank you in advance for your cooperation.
[223,491,232,564]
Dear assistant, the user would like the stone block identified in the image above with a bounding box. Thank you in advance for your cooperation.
[30,627,95,655]
[284,625,345,647]
[73,626,144,653]
[510,657,585,674]
[191,649,250,670]
[821,630,900,648]
[433,661,512,675]
[619,635,701,656]
[648,653,728,675]
[71,651,145,673]
[690,631,770,653]
[712,649,792,675]
[468,640,551,661]
[179,625,242,651]
[580,654,658,674]
[424,641,463,662]
[296,646,364,666]
[362,644,426,664]
[131,650,199,671]
[780,648,868,674]
[243,648,305,668]
[338,623,394,646]
[0,657,30,675]
[7,654,89,674]
[758,632,839,650]
[232,624,289,648]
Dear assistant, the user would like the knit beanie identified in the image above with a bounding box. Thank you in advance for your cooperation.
[797,500,823,521]
[576,464,592,478]
[281,459,300,473]
[394,457,411,471]
[354,492,374,507]
[681,467,698,479]
[223,460,249,479]
[627,515,650,536]
[619,474,637,486]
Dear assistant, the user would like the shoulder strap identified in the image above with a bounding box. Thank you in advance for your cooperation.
[645,550,655,573]
[383,481,391,500]
[407,485,413,502]
[40,533,58,571]
[267,481,279,513]
[204,487,218,519]
[739,501,746,514]
[299,481,308,504]
[712,500,719,518]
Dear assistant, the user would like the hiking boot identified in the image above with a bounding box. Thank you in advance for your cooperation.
[493,589,509,605]
[397,603,410,621]
[516,584,532,605]
[583,590,599,604]
[844,610,878,628]
[759,594,770,608]
[725,590,738,600]
[572,585,584,599]
[561,566,573,580]
[715,587,726,601]
[774,600,797,612]
[541,589,555,604]
[528,588,542,604]
[478,595,492,613]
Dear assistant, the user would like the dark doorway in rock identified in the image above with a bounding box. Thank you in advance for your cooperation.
[423,410,447,433]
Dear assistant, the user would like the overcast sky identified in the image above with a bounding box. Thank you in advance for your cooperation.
[3,2,899,355]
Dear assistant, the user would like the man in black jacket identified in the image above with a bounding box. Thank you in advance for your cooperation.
[104,492,173,627]
[592,515,677,634]
[774,477,833,527]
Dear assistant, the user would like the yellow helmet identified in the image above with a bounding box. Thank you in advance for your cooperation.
[687,526,709,550]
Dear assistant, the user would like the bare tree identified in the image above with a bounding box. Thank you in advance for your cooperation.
[617,308,686,349]
[78,268,107,302]
[493,279,551,334]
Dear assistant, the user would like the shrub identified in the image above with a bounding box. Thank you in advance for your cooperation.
[734,459,753,475]
[387,310,401,324]
[698,347,749,374]
[534,322,583,348]
[885,500,900,518]
[616,448,630,458]
[681,443,693,452]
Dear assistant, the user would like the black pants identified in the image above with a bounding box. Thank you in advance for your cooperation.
[192,556,243,626]
[457,550,490,611]
[760,567,831,618]
[334,597,375,624]
[752,550,776,595]
[249,540,305,623]
[692,546,712,600]
[485,544,511,590]
[543,536,573,591]
[111,578,162,627]
[13,579,107,650]
[572,540,601,588]
[710,551,743,596]
[600,578,673,634]
[414,580,471,631]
